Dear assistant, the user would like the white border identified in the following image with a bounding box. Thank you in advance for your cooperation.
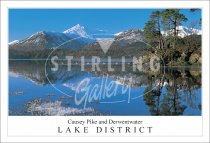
[1,1,209,142]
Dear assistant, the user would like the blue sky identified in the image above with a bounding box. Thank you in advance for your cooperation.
[9,9,201,42]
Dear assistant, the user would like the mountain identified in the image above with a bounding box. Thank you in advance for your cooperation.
[9,24,98,50]
[177,26,202,38]
[114,32,123,36]
[9,24,201,59]
[76,29,147,58]
[9,26,146,52]
[161,26,202,38]
[9,40,19,45]
[63,24,94,39]
[114,29,145,45]
[63,24,113,39]
[9,31,88,50]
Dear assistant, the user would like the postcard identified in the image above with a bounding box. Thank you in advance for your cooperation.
[0,0,209,142]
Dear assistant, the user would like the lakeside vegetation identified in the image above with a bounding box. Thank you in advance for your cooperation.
[143,9,201,66]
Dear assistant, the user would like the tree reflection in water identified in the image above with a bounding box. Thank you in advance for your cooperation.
[144,68,201,115]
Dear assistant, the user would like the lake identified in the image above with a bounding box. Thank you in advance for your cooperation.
[9,60,201,116]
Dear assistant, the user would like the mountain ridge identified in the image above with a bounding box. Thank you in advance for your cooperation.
[9,24,202,51]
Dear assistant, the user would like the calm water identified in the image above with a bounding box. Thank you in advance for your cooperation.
[9,60,201,116]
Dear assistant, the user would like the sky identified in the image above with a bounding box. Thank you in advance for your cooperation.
[9,9,201,42]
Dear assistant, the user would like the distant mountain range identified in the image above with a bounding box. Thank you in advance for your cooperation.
[161,26,202,38]
[9,24,94,50]
[9,24,202,52]
[9,24,147,50]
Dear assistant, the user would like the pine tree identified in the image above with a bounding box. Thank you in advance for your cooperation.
[144,20,157,49]
[161,9,188,49]
[144,10,164,49]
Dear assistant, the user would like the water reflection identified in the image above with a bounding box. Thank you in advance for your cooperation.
[9,60,201,116]
[144,68,201,115]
